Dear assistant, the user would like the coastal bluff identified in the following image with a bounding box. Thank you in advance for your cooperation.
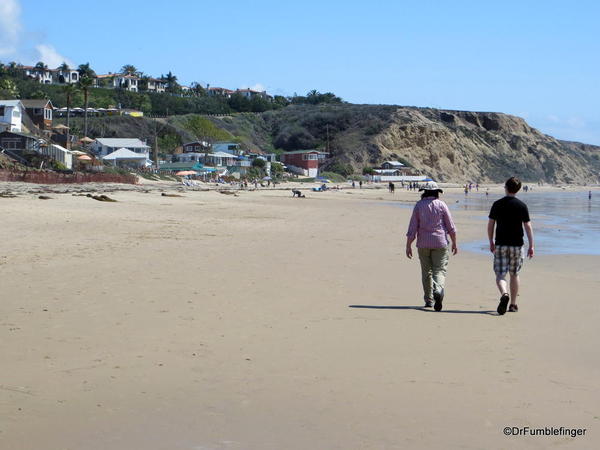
[73,104,600,184]
[210,104,600,183]
[372,107,600,183]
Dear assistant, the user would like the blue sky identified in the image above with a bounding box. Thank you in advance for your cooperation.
[2,0,599,144]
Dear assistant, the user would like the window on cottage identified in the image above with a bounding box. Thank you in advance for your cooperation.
[13,109,20,117]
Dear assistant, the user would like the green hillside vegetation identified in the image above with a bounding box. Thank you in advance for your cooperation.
[0,65,343,115]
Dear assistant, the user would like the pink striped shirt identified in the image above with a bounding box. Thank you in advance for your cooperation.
[406,198,456,248]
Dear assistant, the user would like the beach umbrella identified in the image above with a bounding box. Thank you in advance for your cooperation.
[80,136,94,144]
[77,155,92,161]
[262,176,272,180]
[175,170,197,176]
[53,124,69,130]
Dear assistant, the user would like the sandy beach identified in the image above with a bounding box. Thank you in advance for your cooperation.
[1,181,599,449]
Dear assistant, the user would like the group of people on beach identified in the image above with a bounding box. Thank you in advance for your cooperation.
[406,177,533,315]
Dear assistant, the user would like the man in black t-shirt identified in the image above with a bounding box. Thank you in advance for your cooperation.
[487,177,534,315]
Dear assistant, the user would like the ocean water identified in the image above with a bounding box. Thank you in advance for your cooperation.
[447,190,600,256]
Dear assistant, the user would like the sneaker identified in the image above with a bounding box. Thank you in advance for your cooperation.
[508,304,518,312]
[433,289,444,311]
[424,300,433,308]
[497,293,509,315]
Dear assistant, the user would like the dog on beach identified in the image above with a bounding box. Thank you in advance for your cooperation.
[292,189,305,198]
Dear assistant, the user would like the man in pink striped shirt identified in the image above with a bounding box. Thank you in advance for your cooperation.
[406,182,458,311]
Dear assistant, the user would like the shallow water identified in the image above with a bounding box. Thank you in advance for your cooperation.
[449,190,600,255]
[395,190,600,256]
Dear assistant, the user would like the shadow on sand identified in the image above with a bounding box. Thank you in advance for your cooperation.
[348,305,496,315]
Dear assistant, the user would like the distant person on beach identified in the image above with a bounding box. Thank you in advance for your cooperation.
[589,191,592,200]
[487,177,534,315]
[389,182,395,193]
[406,181,458,311]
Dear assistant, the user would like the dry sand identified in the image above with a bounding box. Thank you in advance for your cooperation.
[1,182,599,450]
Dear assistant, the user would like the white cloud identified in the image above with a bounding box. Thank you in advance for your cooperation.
[0,0,22,57]
[0,0,71,66]
[35,44,73,68]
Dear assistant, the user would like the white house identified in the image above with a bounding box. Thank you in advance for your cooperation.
[22,66,54,84]
[147,78,167,93]
[39,144,73,169]
[116,75,139,92]
[235,88,269,99]
[91,138,150,158]
[0,100,25,133]
[94,74,139,91]
[175,151,238,167]
[212,142,242,155]
[55,68,79,84]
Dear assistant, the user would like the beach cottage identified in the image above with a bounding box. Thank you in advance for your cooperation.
[21,99,54,131]
[280,150,328,177]
[91,138,151,158]
[0,100,25,133]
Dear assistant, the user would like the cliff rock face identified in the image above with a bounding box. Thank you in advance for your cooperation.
[218,104,600,183]
[371,108,600,183]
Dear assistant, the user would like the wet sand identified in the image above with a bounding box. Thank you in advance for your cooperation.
[1,182,599,449]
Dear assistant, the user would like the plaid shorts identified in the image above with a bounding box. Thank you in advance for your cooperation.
[493,246,524,277]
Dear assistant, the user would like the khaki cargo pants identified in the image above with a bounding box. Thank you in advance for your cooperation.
[417,247,450,301]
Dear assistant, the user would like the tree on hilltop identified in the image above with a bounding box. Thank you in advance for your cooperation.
[190,82,206,97]
[163,71,179,94]
[121,64,138,76]
[77,62,96,78]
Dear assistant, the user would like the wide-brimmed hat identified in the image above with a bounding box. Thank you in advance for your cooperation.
[419,181,443,193]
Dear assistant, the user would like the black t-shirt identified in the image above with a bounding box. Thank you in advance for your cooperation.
[489,196,531,246]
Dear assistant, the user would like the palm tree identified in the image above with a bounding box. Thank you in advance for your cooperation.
[163,71,178,93]
[77,62,96,78]
[121,64,137,76]
[62,84,79,149]
[35,61,48,70]
[78,76,94,137]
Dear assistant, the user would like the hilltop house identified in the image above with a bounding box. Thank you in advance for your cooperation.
[147,78,167,93]
[235,88,270,99]
[55,68,79,84]
[280,150,328,177]
[0,100,25,133]
[94,73,139,92]
[91,138,150,158]
[21,99,53,131]
[22,66,54,84]
[207,87,234,98]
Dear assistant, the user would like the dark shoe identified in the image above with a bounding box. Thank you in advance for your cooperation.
[508,304,518,312]
[497,293,509,315]
[433,289,444,311]
[424,300,433,308]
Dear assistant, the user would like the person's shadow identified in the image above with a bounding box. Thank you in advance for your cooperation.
[348,305,496,315]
